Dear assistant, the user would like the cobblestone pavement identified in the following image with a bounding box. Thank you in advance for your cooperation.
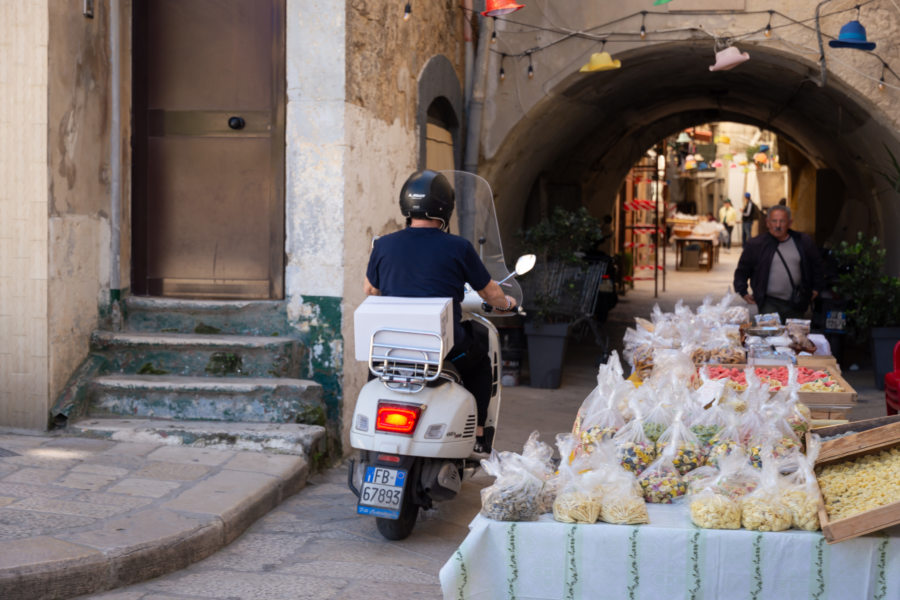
[77,247,886,600]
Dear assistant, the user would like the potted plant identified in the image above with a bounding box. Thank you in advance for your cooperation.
[831,232,900,389]
[518,206,604,388]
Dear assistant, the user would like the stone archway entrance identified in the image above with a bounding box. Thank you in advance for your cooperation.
[477,18,900,270]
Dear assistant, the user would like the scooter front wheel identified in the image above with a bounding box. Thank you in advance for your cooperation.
[375,485,418,540]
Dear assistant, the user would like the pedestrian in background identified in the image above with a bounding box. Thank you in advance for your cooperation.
[733,205,825,322]
[740,192,759,244]
[718,199,737,249]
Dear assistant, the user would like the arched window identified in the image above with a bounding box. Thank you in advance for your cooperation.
[417,55,463,170]
[425,98,457,171]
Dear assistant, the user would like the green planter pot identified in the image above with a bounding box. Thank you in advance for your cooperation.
[871,327,900,390]
[524,321,570,389]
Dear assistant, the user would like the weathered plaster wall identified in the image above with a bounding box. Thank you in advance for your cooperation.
[0,0,49,429]
[47,2,131,416]
[337,0,467,451]
[341,103,415,451]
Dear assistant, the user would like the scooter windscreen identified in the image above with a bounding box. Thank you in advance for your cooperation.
[441,170,524,305]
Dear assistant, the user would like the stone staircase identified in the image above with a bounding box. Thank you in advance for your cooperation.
[54,298,327,458]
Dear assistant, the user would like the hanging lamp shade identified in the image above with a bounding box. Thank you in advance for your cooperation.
[712,159,724,168]
[709,46,750,71]
[723,153,733,161]
[676,132,691,144]
[716,135,731,144]
[685,159,697,170]
[754,152,768,164]
[730,163,738,168]
[482,0,524,17]
[829,20,876,51]
[759,143,770,152]
[579,52,621,72]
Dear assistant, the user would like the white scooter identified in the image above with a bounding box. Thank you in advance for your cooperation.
[348,171,534,540]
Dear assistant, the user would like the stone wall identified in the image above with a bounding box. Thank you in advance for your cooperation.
[46,1,132,426]
[0,1,50,429]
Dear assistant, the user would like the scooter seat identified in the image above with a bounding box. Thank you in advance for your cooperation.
[428,361,462,387]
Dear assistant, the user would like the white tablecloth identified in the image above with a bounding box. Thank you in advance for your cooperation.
[439,504,900,600]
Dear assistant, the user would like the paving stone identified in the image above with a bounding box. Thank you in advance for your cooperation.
[56,470,123,491]
[85,453,150,471]
[0,482,72,499]
[334,579,442,600]
[43,437,116,453]
[0,536,110,600]
[2,467,65,485]
[280,559,437,586]
[2,454,82,469]
[148,570,347,600]
[133,461,211,481]
[96,442,164,458]
[73,491,155,511]
[106,478,183,498]
[61,509,224,588]
[0,462,18,477]
[0,497,15,507]
[195,532,310,572]
[0,508,97,540]
[147,446,235,467]
[0,435,47,451]
[223,452,305,477]
[6,497,129,518]
[72,463,131,477]
[289,537,435,571]
[163,471,280,543]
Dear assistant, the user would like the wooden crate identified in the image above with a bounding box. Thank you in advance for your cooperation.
[706,364,857,407]
[796,355,841,373]
[811,421,900,543]
[809,407,853,421]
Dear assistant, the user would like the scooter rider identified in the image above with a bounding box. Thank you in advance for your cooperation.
[364,170,516,454]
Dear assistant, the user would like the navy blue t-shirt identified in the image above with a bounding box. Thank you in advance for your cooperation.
[365,227,492,345]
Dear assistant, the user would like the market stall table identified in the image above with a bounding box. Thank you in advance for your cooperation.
[440,504,900,600]
[675,235,719,272]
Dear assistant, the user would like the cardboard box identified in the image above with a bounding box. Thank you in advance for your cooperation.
[811,420,900,543]
[353,296,453,362]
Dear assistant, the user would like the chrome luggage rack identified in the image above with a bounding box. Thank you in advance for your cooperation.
[368,328,446,393]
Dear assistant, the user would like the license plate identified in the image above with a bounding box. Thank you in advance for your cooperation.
[357,466,407,519]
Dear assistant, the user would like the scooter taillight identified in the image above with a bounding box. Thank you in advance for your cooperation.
[375,402,421,435]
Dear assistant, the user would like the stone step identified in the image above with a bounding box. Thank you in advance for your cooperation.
[87,375,325,425]
[90,330,305,378]
[66,417,327,457]
[124,297,292,336]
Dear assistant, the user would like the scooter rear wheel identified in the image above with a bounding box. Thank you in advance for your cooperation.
[375,489,418,540]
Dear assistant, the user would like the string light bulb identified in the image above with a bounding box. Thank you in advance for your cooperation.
[491,17,497,44]
[765,11,773,38]
[499,66,506,81]
[879,62,886,91]
[527,63,534,79]
[640,11,647,39]
[403,2,411,21]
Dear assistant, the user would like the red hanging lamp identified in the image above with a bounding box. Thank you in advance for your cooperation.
[482,0,524,17]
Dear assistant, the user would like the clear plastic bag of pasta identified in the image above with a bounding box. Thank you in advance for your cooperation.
[613,407,656,475]
[642,399,673,444]
[572,351,629,437]
[702,449,759,500]
[552,434,603,523]
[688,394,727,455]
[599,470,649,525]
[637,444,687,504]
[519,431,558,513]
[688,487,742,529]
[781,434,821,531]
[740,446,792,531]
[706,413,744,468]
[480,451,546,522]
[656,410,703,474]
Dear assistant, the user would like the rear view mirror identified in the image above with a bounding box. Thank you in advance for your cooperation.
[515,254,536,276]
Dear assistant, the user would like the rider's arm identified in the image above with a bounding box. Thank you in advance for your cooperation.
[364,277,380,296]
[477,280,516,310]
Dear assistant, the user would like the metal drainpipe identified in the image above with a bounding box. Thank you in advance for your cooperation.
[109,0,122,310]
[463,0,474,109]
[460,6,492,242]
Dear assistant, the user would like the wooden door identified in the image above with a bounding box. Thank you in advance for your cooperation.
[133,0,285,298]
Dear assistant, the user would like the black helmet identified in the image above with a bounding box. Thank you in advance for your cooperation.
[399,170,454,230]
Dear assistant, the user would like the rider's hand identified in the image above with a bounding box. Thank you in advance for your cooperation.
[497,295,517,312]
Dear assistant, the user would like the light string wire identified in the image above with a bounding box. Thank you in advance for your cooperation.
[463,1,897,86]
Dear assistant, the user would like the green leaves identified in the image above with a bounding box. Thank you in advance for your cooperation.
[832,233,900,337]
